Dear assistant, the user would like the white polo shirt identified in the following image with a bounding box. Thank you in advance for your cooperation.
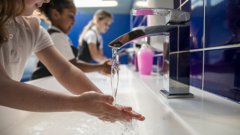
[0,16,53,81]
[49,26,75,60]
[83,26,103,49]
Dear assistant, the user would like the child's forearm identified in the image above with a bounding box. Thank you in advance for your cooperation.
[0,79,74,112]
[37,46,102,95]
[70,59,102,73]
[54,64,103,95]
[93,55,108,63]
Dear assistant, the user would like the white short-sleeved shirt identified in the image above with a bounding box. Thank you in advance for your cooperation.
[0,16,53,81]
[83,26,103,49]
[49,26,74,60]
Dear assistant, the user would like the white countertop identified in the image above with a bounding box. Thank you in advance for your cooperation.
[135,66,240,135]
[0,65,240,135]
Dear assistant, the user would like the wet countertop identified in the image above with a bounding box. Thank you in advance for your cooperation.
[0,65,240,135]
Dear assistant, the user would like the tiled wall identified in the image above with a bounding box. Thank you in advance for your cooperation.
[174,0,240,103]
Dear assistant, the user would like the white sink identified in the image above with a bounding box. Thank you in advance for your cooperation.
[0,66,194,135]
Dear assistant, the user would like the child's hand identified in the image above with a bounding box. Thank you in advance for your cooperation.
[115,104,145,121]
[74,91,145,122]
[99,60,112,75]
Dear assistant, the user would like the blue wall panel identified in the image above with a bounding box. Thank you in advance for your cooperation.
[173,0,240,103]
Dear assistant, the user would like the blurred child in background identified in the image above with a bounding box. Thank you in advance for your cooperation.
[78,9,112,63]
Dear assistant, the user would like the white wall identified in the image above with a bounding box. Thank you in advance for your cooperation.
[77,0,134,14]
[147,0,173,51]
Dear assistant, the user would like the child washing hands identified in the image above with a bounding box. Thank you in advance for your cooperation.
[31,0,112,79]
[0,0,144,122]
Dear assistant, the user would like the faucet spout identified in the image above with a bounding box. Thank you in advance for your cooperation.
[109,25,188,49]
[109,8,190,49]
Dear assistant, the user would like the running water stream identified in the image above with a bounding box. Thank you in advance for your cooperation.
[111,49,119,105]
[111,49,139,135]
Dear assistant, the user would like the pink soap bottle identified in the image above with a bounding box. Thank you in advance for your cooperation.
[137,44,154,75]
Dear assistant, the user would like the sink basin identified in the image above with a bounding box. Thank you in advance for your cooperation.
[0,66,194,135]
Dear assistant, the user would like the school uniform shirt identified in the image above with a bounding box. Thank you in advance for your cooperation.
[31,26,76,80]
[83,26,103,49]
[0,16,53,81]
[78,26,103,62]
[49,26,75,60]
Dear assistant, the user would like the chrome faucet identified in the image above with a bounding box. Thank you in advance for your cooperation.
[109,8,190,48]
[109,25,188,49]
[109,8,193,98]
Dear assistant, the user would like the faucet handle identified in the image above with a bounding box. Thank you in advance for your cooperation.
[166,9,190,24]
[132,8,190,24]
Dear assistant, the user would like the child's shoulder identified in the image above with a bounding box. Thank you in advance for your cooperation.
[16,16,41,29]
[85,30,97,37]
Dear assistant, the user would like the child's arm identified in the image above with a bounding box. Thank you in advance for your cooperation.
[0,63,72,112]
[0,65,144,121]
[0,63,144,121]
[0,46,144,121]
[69,59,111,75]
[88,43,108,63]
[36,46,102,95]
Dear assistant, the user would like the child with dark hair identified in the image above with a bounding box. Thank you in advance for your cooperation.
[0,0,145,122]
[31,0,111,79]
